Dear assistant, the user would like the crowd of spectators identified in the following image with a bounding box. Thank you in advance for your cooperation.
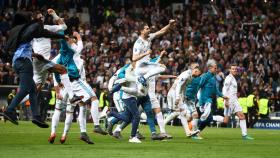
[0,0,279,113]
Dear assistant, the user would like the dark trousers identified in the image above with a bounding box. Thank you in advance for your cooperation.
[7,58,39,118]
[137,95,156,133]
[110,97,140,137]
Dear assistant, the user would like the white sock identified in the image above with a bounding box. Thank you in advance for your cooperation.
[78,106,87,133]
[61,74,74,99]
[192,118,199,131]
[240,119,247,136]
[91,100,100,126]
[99,106,108,119]
[180,111,191,135]
[113,125,122,133]
[19,95,29,105]
[164,111,180,125]
[51,109,61,135]
[213,115,224,123]
[143,65,165,79]
[156,112,166,133]
[62,112,73,137]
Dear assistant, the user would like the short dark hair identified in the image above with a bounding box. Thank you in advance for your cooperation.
[138,22,149,33]
[230,63,238,67]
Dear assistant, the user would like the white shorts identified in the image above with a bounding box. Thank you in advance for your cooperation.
[148,80,160,109]
[55,99,75,113]
[150,96,160,109]
[33,58,55,84]
[199,102,212,121]
[224,99,243,116]
[113,91,125,112]
[167,89,183,110]
[55,89,75,113]
[184,99,197,114]
[71,79,96,102]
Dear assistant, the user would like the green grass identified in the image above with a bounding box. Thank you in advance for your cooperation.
[0,121,279,158]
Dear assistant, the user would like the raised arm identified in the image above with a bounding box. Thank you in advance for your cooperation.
[153,19,176,38]
[72,31,83,54]
[47,8,67,30]
[132,49,152,62]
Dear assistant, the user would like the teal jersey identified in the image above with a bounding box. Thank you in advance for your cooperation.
[185,76,201,101]
[54,31,80,83]
[198,71,223,106]
[150,56,160,63]
[116,64,130,98]
[117,64,130,79]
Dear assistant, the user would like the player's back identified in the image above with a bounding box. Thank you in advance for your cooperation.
[32,25,65,60]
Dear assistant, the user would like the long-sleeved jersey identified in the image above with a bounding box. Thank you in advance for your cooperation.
[185,76,201,101]
[198,71,223,106]
[169,69,192,100]
[32,24,67,60]
[54,31,80,83]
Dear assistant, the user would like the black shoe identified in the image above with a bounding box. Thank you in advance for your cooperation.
[151,133,165,140]
[80,132,94,144]
[94,125,108,135]
[32,116,49,128]
[160,133,173,139]
[112,131,122,139]
[107,122,114,136]
[70,95,83,104]
[136,132,145,140]
[0,111,18,125]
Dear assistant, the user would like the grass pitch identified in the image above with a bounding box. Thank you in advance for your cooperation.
[0,121,279,158]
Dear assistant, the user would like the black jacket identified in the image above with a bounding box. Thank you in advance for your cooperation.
[6,12,65,52]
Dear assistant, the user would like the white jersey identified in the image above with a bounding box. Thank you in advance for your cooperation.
[222,74,238,100]
[169,70,192,100]
[133,33,156,66]
[32,25,66,60]
[108,69,122,91]
[71,41,85,80]
[121,65,138,99]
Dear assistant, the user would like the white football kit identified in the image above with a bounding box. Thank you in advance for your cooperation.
[222,74,242,116]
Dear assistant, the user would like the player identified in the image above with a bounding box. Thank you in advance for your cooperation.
[0,11,67,128]
[195,60,229,137]
[147,51,176,139]
[133,20,176,87]
[31,9,81,103]
[221,64,254,140]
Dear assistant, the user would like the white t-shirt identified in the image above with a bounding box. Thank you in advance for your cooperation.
[132,33,156,66]
[32,25,66,60]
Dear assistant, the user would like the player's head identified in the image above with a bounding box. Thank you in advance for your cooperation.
[230,63,238,76]
[190,63,201,77]
[33,11,45,23]
[207,59,217,74]
[138,22,150,37]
